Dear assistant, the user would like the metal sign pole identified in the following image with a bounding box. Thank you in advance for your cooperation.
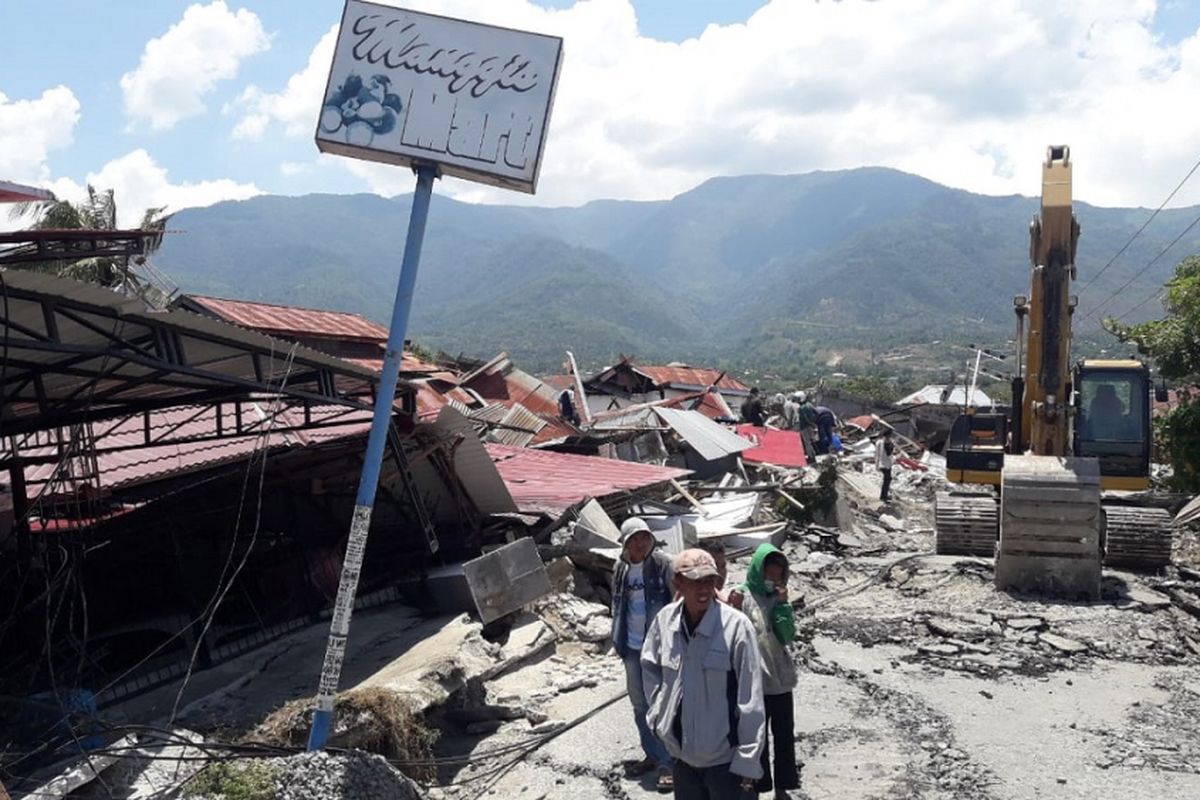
[307,163,437,751]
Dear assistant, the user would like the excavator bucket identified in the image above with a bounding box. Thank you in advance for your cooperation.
[994,455,1102,599]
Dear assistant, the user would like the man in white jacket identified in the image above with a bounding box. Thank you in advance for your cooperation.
[641,549,765,798]
[875,429,895,502]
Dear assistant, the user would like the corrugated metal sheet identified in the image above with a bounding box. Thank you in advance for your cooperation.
[487,404,547,447]
[634,364,750,393]
[658,390,735,420]
[486,443,689,518]
[24,404,373,491]
[652,407,753,462]
[189,295,389,342]
[896,385,993,407]
[735,425,808,468]
[0,272,379,434]
[431,408,518,515]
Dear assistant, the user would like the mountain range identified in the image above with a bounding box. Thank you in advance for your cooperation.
[154,167,1200,376]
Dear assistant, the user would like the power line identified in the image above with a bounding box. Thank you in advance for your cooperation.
[1078,206,1200,324]
[1077,153,1200,297]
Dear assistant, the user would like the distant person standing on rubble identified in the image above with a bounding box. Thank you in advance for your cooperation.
[813,405,836,455]
[642,549,765,799]
[612,517,676,791]
[735,544,800,798]
[741,388,766,427]
[793,392,818,461]
[876,429,895,502]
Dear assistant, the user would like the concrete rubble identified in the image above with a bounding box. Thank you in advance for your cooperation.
[11,382,1200,800]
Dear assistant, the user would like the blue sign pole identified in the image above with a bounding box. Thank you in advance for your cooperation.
[308,163,437,751]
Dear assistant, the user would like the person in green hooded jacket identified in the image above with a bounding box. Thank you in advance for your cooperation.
[734,543,800,797]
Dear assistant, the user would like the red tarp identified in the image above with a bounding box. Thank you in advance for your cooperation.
[735,425,808,468]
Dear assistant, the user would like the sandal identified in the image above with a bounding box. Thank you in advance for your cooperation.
[656,766,674,793]
[622,757,656,778]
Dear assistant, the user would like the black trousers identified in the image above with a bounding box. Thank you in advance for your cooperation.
[756,691,800,793]
[672,761,755,799]
[880,467,893,501]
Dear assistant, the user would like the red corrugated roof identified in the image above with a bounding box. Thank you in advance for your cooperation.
[635,364,750,393]
[658,390,735,420]
[486,443,689,517]
[24,405,373,492]
[735,425,808,468]
[189,296,389,342]
[540,375,576,392]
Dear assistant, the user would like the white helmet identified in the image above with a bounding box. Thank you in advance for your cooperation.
[794,391,807,403]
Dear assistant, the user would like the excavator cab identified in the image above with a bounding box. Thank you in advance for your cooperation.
[1073,360,1152,491]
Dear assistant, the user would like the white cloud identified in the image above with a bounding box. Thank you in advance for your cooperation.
[49,150,262,227]
[121,1,270,131]
[229,25,338,140]
[240,0,1200,208]
[0,86,81,182]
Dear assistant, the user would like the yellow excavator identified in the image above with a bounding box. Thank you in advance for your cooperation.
[935,145,1173,597]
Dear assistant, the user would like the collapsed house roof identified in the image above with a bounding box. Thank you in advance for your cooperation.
[648,407,753,462]
[896,385,993,407]
[585,357,750,398]
[485,442,689,518]
[184,295,390,343]
[0,271,380,437]
[735,424,809,469]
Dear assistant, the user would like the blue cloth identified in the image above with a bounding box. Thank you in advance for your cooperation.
[814,407,835,455]
[624,653,673,766]
[612,550,673,659]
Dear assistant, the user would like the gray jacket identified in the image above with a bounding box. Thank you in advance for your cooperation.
[640,600,765,778]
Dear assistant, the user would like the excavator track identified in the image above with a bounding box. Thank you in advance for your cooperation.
[1102,505,1173,570]
[934,492,998,556]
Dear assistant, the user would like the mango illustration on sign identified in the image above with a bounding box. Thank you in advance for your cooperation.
[317,2,561,192]
[320,73,404,146]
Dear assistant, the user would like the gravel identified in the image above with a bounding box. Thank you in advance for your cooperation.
[270,750,425,800]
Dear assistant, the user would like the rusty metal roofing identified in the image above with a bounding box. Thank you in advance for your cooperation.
[634,364,750,393]
[23,404,373,492]
[0,271,379,436]
[486,443,689,518]
[188,295,390,342]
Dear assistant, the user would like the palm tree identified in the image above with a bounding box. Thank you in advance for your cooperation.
[7,185,175,304]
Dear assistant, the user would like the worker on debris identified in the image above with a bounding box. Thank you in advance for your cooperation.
[813,405,836,455]
[559,389,581,426]
[612,517,676,791]
[792,392,818,461]
[642,549,765,798]
[735,544,800,798]
[875,429,895,502]
[741,387,766,427]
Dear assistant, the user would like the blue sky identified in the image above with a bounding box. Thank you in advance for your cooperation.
[3,0,1200,223]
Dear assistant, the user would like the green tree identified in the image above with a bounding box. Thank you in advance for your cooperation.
[9,185,172,301]
[1109,254,1200,491]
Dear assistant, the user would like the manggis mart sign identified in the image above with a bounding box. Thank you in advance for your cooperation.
[317,0,563,194]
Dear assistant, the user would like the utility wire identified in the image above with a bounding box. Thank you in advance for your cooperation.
[1077,153,1200,298]
[1078,206,1200,324]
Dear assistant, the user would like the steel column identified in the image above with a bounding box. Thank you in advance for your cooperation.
[307,165,437,750]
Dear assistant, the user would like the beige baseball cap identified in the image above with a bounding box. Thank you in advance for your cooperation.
[674,548,720,580]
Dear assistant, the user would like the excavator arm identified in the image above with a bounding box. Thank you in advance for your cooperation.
[1022,145,1080,456]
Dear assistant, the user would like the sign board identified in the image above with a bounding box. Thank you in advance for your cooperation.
[462,537,552,624]
[317,0,563,194]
